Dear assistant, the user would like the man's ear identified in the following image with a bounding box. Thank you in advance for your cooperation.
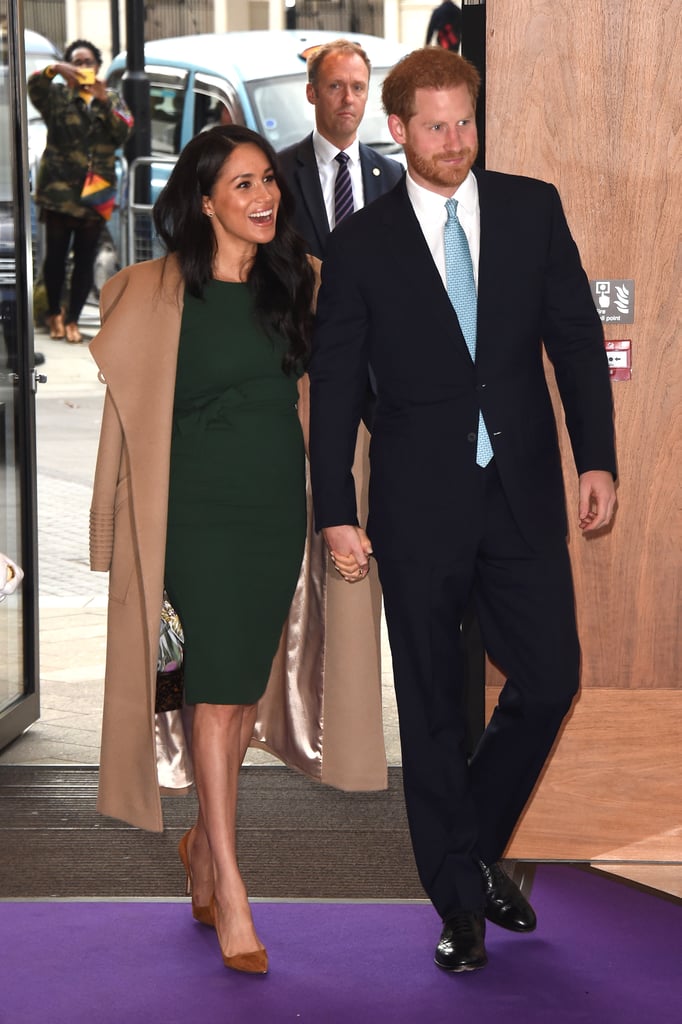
[305,83,317,106]
[388,113,406,146]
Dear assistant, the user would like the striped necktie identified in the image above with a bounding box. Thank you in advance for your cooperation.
[334,151,354,225]
[443,197,493,467]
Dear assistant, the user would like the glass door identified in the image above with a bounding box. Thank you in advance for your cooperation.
[0,0,41,749]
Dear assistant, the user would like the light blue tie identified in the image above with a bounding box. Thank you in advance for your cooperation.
[443,198,493,468]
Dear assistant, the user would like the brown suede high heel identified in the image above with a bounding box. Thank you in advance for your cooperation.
[178,829,215,928]
[210,897,269,975]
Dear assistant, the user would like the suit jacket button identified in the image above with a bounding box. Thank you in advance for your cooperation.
[467,432,477,443]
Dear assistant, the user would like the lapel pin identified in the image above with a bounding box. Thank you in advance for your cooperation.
[372,167,381,176]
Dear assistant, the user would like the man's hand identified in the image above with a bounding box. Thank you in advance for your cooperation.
[323,525,373,583]
[578,470,617,532]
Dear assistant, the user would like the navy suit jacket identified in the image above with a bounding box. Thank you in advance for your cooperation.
[309,169,616,558]
[278,133,404,259]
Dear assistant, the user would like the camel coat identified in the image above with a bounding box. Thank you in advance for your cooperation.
[89,255,387,833]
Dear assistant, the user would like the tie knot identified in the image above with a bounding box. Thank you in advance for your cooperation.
[335,151,350,167]
[445,197,458,220]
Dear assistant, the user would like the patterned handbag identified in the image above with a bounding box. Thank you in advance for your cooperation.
[156,592,184,713]
[79,169,117,221]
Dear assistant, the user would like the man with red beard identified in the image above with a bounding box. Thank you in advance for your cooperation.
[309,49,617,972]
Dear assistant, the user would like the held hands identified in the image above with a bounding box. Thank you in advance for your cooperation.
[578,470,617,532]
[0,553,24,602]
[323,525,373,583]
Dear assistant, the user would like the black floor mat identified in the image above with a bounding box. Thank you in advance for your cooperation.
[0,765,424,900]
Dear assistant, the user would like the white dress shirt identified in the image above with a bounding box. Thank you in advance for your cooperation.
[405,170,480,290]
[312,130,365,229]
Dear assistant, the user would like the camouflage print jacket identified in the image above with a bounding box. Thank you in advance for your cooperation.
[28,68,134,219]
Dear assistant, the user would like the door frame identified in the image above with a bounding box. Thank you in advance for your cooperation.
[0,0,40,749]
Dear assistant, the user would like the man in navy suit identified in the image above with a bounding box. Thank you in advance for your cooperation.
[277,39,403,260]
[309,49,617,972]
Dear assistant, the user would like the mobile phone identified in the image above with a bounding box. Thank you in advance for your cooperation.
[77,68,96,86]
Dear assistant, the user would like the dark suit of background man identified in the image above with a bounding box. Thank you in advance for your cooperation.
[309,48,617,974]
[277,39,403,260]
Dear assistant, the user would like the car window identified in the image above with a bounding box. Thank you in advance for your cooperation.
[149,85,185,154]
[245,73,313,151]
[108,67,188,156]
[360,68,404,155]
[193,73,243,135]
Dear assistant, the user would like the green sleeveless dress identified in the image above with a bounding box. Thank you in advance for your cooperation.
[164,280,306,705]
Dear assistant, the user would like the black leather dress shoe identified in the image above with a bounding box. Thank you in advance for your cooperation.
[480,861,537,932]
[434,910,487,972]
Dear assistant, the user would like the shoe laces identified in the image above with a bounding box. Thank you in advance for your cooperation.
[447,910,480,939]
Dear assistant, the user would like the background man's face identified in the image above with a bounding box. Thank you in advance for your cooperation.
[307,52,370,149]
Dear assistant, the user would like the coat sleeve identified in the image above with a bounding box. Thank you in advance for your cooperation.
[309,230,369,529]
[27,68,60,118]
[92,89,134,146]
[539,185,616,477]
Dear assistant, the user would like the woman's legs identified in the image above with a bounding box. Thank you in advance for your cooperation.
[42,211,72,317]
[66,217,102,325]
[190,701,262,956]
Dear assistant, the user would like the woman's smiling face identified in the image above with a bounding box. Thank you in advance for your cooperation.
[201,142,281,246]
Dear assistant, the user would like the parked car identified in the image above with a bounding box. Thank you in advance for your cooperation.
[104,30,407,269]
[24,29,62,180]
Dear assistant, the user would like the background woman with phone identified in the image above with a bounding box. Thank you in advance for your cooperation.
[28,39,133,343]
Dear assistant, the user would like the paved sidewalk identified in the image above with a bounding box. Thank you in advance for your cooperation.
[0,314,400,766]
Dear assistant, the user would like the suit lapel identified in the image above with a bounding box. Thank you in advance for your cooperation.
[381,180,471,350]
[359,143,389,204]
[295,135,330,256]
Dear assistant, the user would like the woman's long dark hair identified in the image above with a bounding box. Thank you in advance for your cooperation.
[153,125,314,373]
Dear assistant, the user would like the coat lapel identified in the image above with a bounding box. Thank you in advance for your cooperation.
[90,255,184,649]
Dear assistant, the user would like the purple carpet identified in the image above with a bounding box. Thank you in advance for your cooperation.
[1,867,679,1024]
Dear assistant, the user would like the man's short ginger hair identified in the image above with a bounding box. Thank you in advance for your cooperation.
[382,47,480,121]
[306,39,371,88]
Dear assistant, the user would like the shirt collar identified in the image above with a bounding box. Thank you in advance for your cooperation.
[406,168,478,222]
[313,129,361,166]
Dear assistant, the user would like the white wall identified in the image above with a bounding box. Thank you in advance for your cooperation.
[397,1,439,48]
[65,0,437,68]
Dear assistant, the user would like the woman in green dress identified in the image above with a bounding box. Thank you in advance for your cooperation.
[153,126,316,974]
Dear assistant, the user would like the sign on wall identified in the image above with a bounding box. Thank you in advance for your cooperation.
[590,279,635,324]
